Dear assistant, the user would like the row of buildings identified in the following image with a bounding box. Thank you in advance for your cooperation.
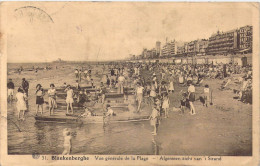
[131,25,252,60]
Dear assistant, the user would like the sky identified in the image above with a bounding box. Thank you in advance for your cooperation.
[4,2,254,62]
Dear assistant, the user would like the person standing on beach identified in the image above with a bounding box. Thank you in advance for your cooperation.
[36,84,45,115]
[75,69,79,79]
[136,82,144,112]
[16,87,27,120]
[65,85,74,114]
[117,74,125,94]
[168,74,174,93]
[159,81,168,97]
[7,79,15,102]
[179,73,184,84]
[111,68,115,76]
[48,84,56,115]
[187,81,196,115]
[99,82,106,103]
[162,94,170,118]
[150,81,157,101]
[84,69,88,79]
[22,78,29,97]
[203,85,210,107]
[79,70,82,82]
[106,75,111,88]
[149,104,160,135]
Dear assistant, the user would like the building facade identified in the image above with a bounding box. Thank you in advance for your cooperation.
[156,41,161,56]
[177,46,184,55]
[161,40,178,57]
[187,40,197,55]
[238,25,252,51]
[207,29,239,55]
[197,39,209,55]
[135,25,252,59]
[161,43,170,57]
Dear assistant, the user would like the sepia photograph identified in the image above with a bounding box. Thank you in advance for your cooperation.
[0,2,259,166]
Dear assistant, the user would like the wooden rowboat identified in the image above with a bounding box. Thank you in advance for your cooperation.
[35,115,150,124]
[44,101,128,109]
[44,86,96,91]
[105,93,124,98]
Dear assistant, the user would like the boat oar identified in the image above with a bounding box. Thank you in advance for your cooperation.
[2,116,22,132]
[210,90,213,105]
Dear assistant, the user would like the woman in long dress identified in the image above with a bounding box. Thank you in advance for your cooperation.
[16,87,27,120]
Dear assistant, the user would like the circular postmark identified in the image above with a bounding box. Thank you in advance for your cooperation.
[14,6,54,23]
[32,153,40,159]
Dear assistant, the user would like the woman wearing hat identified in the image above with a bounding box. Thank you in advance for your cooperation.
[35,84,45,115]
[187,81,196,115]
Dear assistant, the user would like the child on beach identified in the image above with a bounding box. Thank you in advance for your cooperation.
[203,85,210,107]
[106,104,116,116]
[48,84,56,116]
[162,94,170,118]
[36,84,45,115]
[81,107,93,117]
[7,78,15,102]
[65,85,74,114]
[62,128,72,155]
[149,105,160,136]
[75,80,80,90]
[180,92,188,114]
[16,87,27,120]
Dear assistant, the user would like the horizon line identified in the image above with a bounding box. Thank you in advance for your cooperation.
[7,59,129,64]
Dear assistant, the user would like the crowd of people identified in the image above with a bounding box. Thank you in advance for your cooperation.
[8,61,252,136]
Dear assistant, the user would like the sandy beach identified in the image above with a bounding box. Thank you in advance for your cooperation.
[7,62,252,155]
